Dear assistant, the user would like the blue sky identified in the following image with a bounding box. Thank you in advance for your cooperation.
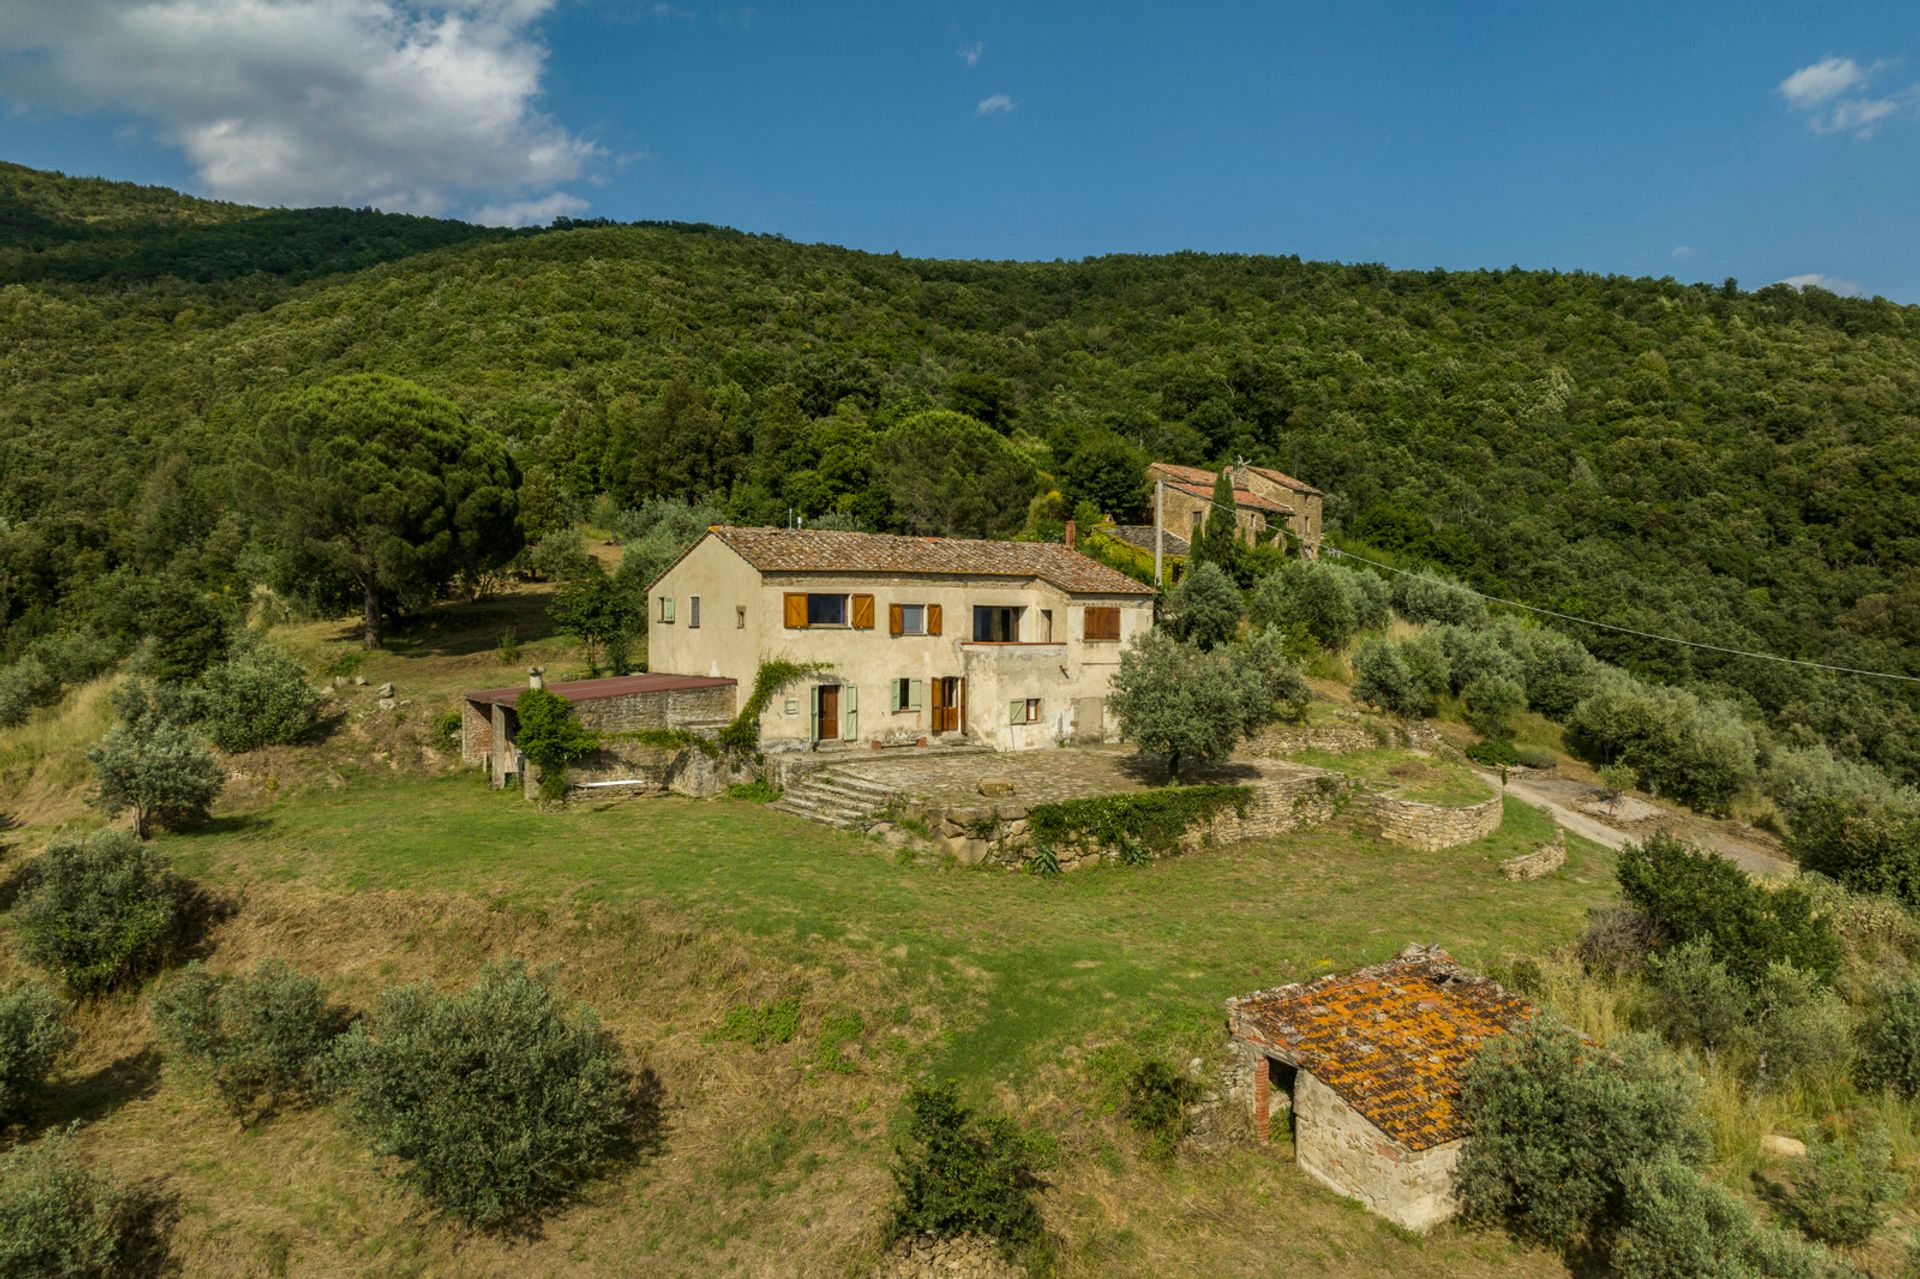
[3,1,1918,299]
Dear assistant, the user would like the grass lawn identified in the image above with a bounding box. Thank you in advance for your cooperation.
[1288,745,1494,808]
[165,774,1592,1085]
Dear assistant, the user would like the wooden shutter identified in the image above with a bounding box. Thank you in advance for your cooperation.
[1009,699,1026,725]
[842,684,857,739]
[1084,606,1120,641]
[909,679,923,711]
[926,604,943,636]
[889,679,902,713]
[852,594,875,629]
[888,603,904,636]
[783,593,808,629]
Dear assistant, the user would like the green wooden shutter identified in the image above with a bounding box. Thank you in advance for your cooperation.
[889,680,902,713]
[1009,699,1025,725]
[909,679,923,711]
[843,684,858,739]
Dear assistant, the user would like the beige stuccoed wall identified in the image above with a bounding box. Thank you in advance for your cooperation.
[1293,1069,1463,1233]
[650,540,1153,753]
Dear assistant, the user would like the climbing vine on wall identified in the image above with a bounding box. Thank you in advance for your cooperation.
[718,660,833,757]
[1026,785,1252,875]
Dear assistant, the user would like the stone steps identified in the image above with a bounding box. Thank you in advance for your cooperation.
[772,767,901,831]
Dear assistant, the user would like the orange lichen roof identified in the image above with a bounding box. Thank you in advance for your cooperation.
[1225,945,1536,1150]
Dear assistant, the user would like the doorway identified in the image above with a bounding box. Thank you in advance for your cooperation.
[930,677,966,734]
[815,684,840,741]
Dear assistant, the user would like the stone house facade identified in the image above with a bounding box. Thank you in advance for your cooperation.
[646,526,1157,753]
[1225,945,1536,1232]
[462,671,737,790]
[1146,461,1325,556]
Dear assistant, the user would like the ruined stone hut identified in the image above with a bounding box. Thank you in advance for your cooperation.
[462,670,736,790]
[1225,944,1536,1232]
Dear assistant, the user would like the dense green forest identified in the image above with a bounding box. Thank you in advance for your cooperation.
[2,160,1916,782]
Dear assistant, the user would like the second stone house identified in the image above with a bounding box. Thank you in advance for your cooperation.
[646,526,1157,752]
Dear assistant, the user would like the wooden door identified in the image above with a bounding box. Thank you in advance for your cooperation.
[816,685,840,740]
[930,678,951,733]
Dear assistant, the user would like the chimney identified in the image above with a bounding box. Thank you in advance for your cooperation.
[528,667,545,691]
[1065,519,1077,550]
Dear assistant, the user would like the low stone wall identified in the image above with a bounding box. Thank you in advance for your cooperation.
[527,739,747,800]
[1500,830,1566,880]
[1256,712,1445,758]
[1359,788,1503,851]
[914,770,1365,870]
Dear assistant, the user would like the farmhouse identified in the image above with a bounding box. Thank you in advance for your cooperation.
[1146,461,1325,556]
[1225,945,1536,1232]
[646,526,1156,752]
[461,670,736,789]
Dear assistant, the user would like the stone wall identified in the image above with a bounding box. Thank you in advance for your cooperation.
[1500,829,1566,880]
[1255,711,1445,758]
[525,737,746,800]
[1359,788,1503,851]
[913,770,1364,870]
[573,684,735,734]
[1293,1068,1463,1233]
[460,699,493,765]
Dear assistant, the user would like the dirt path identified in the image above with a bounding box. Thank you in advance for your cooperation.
[1485,770,1794,878]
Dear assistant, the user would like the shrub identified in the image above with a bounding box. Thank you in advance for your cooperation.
[1433,623,1525,696]
[10,829,188,995]
[1389,567,1487,626]
[1751,963,1852,1093]
[1617,832,1838,986]
[326,960,637,1229]
[513,688,600,801]
[1612,1152,1830,1279]
[151,959,344,1122]
[86,714,223,838]
[1328,562,1391,632]
[1247,562,1356,650]
[1647,940,1750,1065]
[886,1081,1048,1258]
[527,529,595,582]
[1456,1019,1710,1254]
[1787,798,1920,912]
[1576,905,1657,977]
[1568,676,1758,815]
[1778,1127,1904,1246]
[1351,634,1449,718]
[197,643,319,752]
[1463,673,1525,740]
[0,981,72,1123]
[0,1130,159,1279]
[1162,560,1242,651]
[1467,738,1521,767]
[0,657,61,729]
[1109,631,1292,777]
[1856,979,1920,1099]
[1514,627,1600,718]
[1515,745,1557,770]
[1121,1058,1202,1161]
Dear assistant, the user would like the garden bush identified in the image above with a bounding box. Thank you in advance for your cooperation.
[151,959,344,1122]
[326,960,637,1229]
[886,1081,1048,1258]
[1121,1058,1203,1161]
[86,712,223,837]
[1463,673,1526,740]
[1163,560,1242,651]
[1456,1019,1710,1255]
[0,980,71,1123]
[1466,738,1521,767]
[526,528,595,582]
[1857,978,1920,1099]
[0,1129,160,1279]
[1787,798,1920,912]
[1647,940,1750,1066]
[1350,633,1450,718]
[1611,1151,1830,1279]
[1617,832,1839,986]
[10,829,190,995]
[1247,562,1356,650]
[1750,963,1852,1093]
[197,643,320,752]
[1777,1127,1904,1246]
[1388,567,1487,626]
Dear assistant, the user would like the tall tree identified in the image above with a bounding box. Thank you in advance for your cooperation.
[873,410,1038,539]
[249,374,520,648]
[1189,470,1239,569]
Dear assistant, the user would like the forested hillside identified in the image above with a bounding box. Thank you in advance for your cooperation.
[2,161,1917,780]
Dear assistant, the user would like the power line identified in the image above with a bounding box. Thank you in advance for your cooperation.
[1173,483,1920,684]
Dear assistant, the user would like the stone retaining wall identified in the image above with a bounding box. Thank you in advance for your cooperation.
[1359,788,1503,851]
[1500,830,1566,880]
[527,738,747,800]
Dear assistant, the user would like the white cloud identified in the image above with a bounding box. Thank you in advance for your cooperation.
[1779,56,1866,107]
[471,190,588,226]
[0,0,596,220]
[976,93,1014,115]
[1779,272,1867,297]
[957,41,982,68]
[1777,54,1919,138]
[1670,245,1698,260]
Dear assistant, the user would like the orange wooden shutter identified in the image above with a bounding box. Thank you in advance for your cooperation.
[852,594,875,629]
[926,604,943,635]
[783,593,808,629]
[888,603,904,636]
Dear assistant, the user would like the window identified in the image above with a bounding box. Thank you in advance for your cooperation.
[891,603,927,636]
[891,678,923,712]
[1009,697,1041,725]
[1040,609,1054,642]
[806,593,847,626]
[689,595,701,629]
[1191,509,1204,529]
[736,605,747,629]
[1083,606,1121,642]
[972,605,1022,642]
[658,596,676,624]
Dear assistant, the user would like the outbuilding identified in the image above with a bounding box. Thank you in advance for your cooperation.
[1225,944,1536,1232]
[461,669,736,790]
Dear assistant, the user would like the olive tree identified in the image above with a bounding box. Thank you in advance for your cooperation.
[86,713,223,838]
[1109,630,1301,778]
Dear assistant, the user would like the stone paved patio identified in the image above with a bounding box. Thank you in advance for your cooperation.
[822,743,1321,808]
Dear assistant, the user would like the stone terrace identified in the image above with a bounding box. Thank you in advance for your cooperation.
[811,744,1316,809]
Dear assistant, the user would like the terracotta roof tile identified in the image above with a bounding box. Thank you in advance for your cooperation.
[1165,479,1293,515]
[1226,945,1536,1150]
[1245,464,1325,497]
[1107,524,1190,556]
[699,526,1157,596]
[1149,459,1323,499]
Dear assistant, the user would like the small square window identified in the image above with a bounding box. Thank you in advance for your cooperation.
[898,604,926,635]
[807,593,848,626]
[658,596,675,624]
[689,595,701,629]
[736,605,747,629]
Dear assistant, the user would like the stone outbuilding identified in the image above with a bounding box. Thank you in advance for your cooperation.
[1225,945,1536,1232]
[462,670,736,790]
[1145,461,1325,556]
